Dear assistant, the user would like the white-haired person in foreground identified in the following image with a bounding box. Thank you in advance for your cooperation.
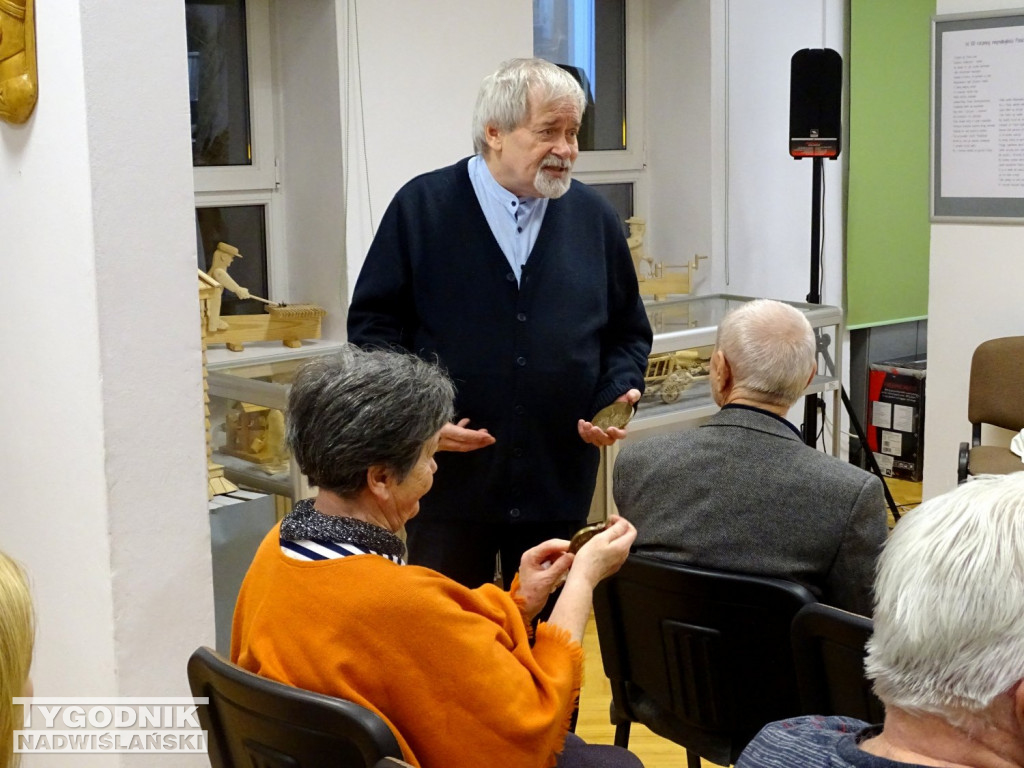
[737,471,1024,768]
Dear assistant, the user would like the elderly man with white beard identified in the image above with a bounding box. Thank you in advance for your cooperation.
[348,58,652,597]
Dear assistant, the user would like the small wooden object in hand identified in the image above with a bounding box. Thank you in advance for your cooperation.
[591,401,634,430]
[568,522,610,554]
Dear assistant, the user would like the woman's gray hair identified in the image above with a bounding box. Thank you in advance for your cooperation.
[471,57,586,154]
[865,473,1024,724]
[714,299,816,407]
[286,346,454,497]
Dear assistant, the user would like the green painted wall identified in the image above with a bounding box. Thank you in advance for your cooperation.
[847,0,934,328]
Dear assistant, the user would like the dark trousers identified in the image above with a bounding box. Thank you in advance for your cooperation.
[558,733,644,768]
[404,517,584,590]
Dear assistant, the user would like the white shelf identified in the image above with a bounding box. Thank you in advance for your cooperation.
[207,338,347,371]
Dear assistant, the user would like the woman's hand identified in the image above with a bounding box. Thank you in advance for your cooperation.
[544,516,636,642]
[564,515,636,590]
[515,539,574,619]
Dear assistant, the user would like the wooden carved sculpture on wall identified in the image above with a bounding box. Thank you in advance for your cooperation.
[0,0,38,125]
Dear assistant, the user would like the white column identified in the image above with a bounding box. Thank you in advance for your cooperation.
[0,2,213,765]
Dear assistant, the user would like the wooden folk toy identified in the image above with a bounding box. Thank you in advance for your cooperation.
[626,217,709,300]
[222,402,288,473]
[643,349,711,404]
[198,271,238,498]
[200,241,326,352]
[0,0,38,125]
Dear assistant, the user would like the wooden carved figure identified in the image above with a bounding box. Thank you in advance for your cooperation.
[223,402,288,469]
[201,241,326,352]
[643,349,711,404]
[626,217,654,279]
[626,217,691,300]
[198,270,238,498]
[0,0,37,124]
[204,242,250,332]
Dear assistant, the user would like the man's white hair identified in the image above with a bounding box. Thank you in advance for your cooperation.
[471,58,586,154]
[714,299,816,407]
[866,472,1024,723]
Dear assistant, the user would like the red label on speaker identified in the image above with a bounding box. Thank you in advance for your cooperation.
[790,139,839,158]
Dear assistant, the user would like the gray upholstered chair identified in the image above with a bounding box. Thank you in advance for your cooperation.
[958,336,1024,484]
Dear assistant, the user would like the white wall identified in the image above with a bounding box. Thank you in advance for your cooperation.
[344,0,846,312]
[0,2,212,765]
[645,0,846,301]
[646,0,715,292]
[922,0,1024,500]
[341,0,533,297]
[643,0,848,445]
[275,0,348,339]
[717,0,846,306]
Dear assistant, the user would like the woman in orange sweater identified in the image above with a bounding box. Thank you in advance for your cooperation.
[231,346,641,768]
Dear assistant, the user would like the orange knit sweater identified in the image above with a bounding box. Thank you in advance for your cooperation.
[231,525,584,768]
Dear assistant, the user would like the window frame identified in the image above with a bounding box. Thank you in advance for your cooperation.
[192,0,287,304]
[582,169,647,226]
[191,0,277,194]
[571,0,645,176]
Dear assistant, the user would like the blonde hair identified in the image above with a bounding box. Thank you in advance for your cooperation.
[0,553,33,768]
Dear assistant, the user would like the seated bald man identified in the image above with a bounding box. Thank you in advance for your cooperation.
[613,298,887,615]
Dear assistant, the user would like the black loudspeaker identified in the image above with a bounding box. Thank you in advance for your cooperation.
[789,48,842,158]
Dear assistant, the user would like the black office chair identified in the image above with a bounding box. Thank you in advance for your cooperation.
[791,603,884,724]
[592,555,817,768]
[957,336,1024,484]
[187,646,410,768]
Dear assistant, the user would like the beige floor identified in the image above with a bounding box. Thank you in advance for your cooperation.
[576,476,922,767]
[885,476,922,526]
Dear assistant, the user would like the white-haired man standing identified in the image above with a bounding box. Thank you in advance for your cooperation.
[738,471,1024,767]
[613,299,887,615]
[348,58,652,592]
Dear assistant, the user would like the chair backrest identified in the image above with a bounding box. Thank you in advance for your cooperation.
[187,646,406,768]
[968,336,1024,433]
[593,555,817,765]
[791,603,884,724]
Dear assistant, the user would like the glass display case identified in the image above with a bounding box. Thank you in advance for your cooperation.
[635,293,843,450]
[207,297,843,508]
[590,293,844,520]
[207,342,346,501]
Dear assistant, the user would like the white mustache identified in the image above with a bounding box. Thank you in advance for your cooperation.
[542,157,572,170]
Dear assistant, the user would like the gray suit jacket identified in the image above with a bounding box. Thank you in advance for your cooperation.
[613,405,887,615]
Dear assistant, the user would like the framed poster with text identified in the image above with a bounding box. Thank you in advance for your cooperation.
[932,9,1024,222]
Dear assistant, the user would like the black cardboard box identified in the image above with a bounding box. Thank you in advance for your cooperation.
[867,356,926,482]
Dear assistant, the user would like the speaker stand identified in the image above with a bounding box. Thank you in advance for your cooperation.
[800,156,901,522]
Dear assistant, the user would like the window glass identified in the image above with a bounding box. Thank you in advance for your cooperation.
[588,182,633,236]
[187,0,253,167]
[196,205,269,315]
[533,0,626,151]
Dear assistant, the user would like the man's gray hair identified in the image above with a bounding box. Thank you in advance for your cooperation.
[471,57,586,154]
[286,346,454,497]
[714,299,816,407]
[866,472,1024,722]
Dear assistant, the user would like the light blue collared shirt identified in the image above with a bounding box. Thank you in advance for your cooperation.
[468,154,549,285]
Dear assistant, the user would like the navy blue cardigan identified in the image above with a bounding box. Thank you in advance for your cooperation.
[348,158,652,524]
